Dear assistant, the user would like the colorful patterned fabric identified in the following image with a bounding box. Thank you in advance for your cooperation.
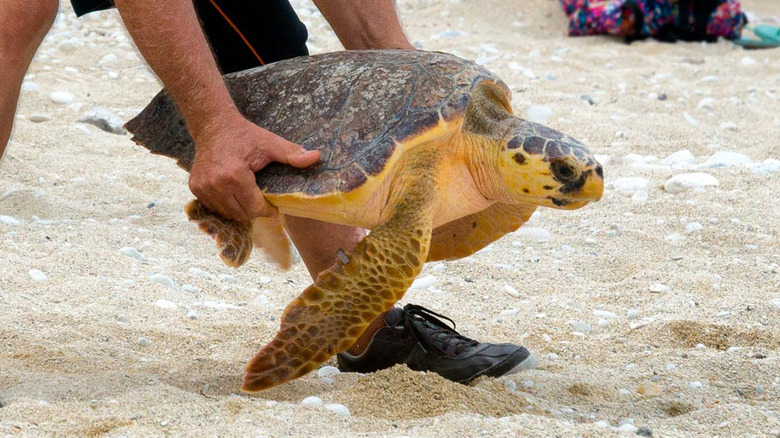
[707,1,746,39]
[560,0,746,41]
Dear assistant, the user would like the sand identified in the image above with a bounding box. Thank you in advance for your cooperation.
[2,0,780,437]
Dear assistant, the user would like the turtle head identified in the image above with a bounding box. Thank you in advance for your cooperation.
[496,122,603,209]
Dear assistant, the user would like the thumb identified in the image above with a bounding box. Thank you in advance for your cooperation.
[267,137,320,169]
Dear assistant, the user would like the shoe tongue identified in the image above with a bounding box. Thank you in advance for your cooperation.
[383,307,405,326]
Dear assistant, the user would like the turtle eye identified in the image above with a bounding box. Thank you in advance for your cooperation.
[551,160,580,183]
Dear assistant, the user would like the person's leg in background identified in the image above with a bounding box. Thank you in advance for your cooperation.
[0,0,60,161]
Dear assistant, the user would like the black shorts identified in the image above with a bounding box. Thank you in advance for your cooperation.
[71,0,309,73]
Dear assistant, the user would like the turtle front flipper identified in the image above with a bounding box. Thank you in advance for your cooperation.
[242,164,436,392]
[185,200,253,268]
[427,203,537,261]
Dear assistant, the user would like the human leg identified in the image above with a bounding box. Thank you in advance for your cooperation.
[0,0,60,160]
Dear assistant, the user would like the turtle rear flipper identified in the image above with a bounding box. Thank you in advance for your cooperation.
[185,200,294,269]
[252,216,294,270]
[185,200,253,268]
[242,154,437,392]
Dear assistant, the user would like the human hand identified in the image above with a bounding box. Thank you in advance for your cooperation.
[188,113,320,221]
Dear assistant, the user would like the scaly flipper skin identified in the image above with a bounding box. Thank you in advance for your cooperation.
[242,155,437,392]
[184,200,253,268]
[252,216,294,270]
[427,203,537,261]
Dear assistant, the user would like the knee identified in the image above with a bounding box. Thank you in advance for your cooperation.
[0,0,59,54]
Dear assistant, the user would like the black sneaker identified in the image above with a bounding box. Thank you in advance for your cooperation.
[337,304,537,384]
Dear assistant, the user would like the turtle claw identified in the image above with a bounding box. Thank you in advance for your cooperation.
[184,200,253,268]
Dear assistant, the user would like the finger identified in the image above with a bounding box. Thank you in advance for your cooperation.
[265,137,320,169]
[233,172,278,219]
[190,178,241,221]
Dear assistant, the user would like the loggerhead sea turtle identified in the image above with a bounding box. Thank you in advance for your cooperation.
[125,50,604,392]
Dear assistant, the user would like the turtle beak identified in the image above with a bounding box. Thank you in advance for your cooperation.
[576,164,604,202]
[549,164,604,210]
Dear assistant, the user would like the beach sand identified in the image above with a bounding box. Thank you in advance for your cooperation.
[1,1,779,436]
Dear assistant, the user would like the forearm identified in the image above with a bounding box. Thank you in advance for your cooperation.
[114,0,237,138]
[313,0,414,50]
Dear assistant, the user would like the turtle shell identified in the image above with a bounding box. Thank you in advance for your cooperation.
[126,50,504,195]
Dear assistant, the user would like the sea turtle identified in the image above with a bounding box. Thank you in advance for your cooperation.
[125,50,604,392]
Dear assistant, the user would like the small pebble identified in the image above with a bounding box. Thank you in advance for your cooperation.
[663,173,719,194]
[186,309,198,320]
[661,150,696,168]
[57,38,80,53]
[719,122,738,131]
[78,107,126,134]
[410,275,437,290]
[750,159,780,175]
[636,426,653,437]
[99,53,119,65]
[324,403,351,418]
[683,112,699,127]
[21,81,39,91]
[617,424,637,433]
[118,247,146,261]
[684,222,702,234]
[526,105,553,124]
[648,283,669,293]
[137,337,151,346]
[29,269,48,282]
[514,227,551,242]
[301,396,323,407]
[627,309,639,319]
[666,363,677,371]
[188,268,212,279]
[433,29,463,38]
[29,113,52,123]
[0,215,21,226]
[689,381,703,390]
[697,98,715,110]
[503,285,521,298]
[155,299,178,310]
[150,274,178,290]
[741,56,757,66]
[610,177,648,193]
[219,274,237,283]
[569,320,591,333]
[593,311,617,319]
[50,91,75,105]
[700,151,752,168]
[637,382,661,397]
[695,343,707,351]
[317,366,340,378]
[580,95,594,105]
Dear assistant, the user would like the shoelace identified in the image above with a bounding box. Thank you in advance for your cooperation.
[402,304,480,356]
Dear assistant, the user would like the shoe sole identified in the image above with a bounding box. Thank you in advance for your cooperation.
[461,350,538,384]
